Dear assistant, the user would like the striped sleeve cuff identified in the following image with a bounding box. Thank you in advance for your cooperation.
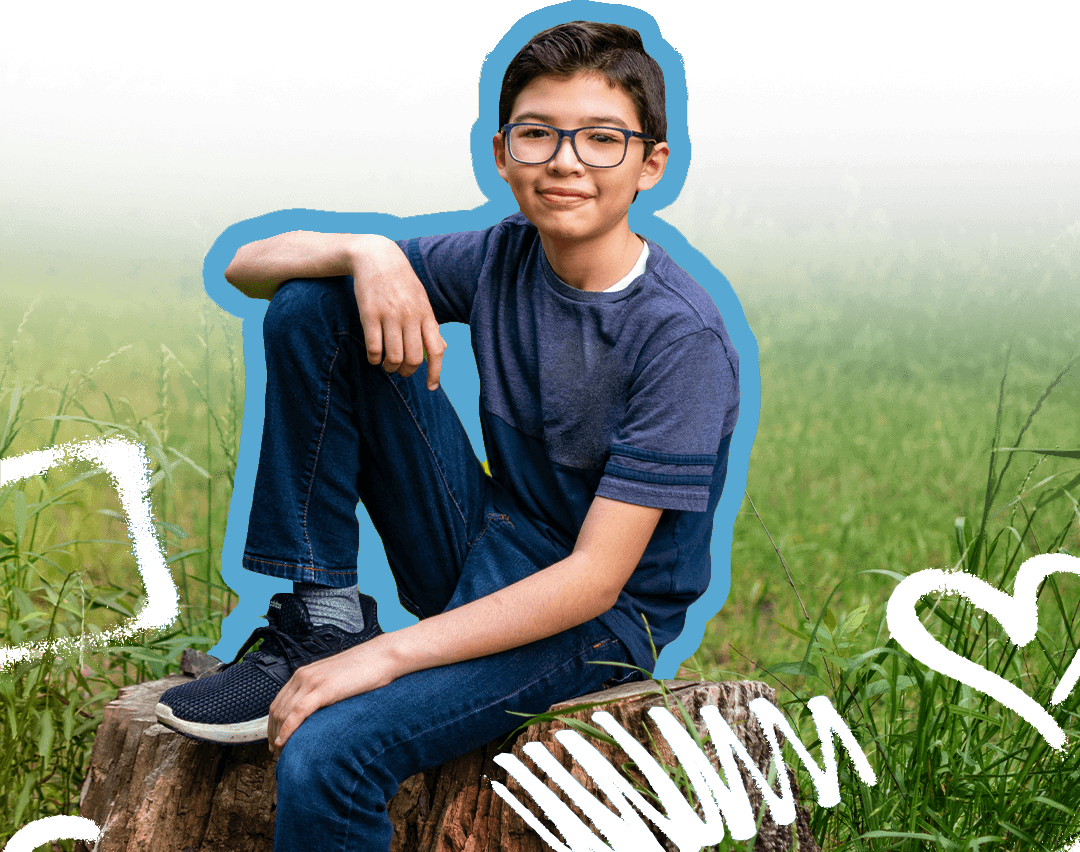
[595,444,717,512]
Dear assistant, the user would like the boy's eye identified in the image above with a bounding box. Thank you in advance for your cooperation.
[584,130,622,145]
[519,126,553,139]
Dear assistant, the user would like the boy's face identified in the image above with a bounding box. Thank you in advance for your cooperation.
[493,71,668,248]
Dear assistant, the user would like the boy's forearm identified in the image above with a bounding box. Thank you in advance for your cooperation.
[385,550,621,673]
[223,231,397,300]
[382,498,661,674]
[229,229,447,389]
[267,552,621,750]
[384,494,656,673]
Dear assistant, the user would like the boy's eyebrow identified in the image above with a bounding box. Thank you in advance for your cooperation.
[511,111,632,129]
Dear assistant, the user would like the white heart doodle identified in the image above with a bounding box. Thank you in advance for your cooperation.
[886,552,1080,751]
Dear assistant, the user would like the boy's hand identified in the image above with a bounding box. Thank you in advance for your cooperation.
[224,231,446,390]
[347,238,446,390]
[267,634,403,751]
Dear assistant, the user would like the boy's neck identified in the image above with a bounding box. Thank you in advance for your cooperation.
[539,223,645,292]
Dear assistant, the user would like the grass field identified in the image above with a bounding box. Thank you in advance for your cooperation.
[1,255,1078,849]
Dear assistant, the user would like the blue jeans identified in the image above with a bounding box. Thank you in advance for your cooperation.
[244,278,637,852]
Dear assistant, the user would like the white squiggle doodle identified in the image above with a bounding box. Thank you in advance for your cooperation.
[0,437,177,670]
[490,695,876,851]
[1,815,101,852]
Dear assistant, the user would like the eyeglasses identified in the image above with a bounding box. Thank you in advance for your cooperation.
[502,123,656,169]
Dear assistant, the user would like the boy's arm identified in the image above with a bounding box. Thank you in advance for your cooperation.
[267,496,663,750]
[225,231,446,390]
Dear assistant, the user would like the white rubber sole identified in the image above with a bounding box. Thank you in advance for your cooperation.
[155,702,269,744]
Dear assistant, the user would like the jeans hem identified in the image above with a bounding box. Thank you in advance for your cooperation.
[242,553,358,588]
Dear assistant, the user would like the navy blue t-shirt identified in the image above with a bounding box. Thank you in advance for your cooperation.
[399,213,739,669]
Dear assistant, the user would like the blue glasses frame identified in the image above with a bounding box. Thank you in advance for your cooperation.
[501,122,657,168]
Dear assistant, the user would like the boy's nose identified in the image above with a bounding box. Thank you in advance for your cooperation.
[549,136,585,172]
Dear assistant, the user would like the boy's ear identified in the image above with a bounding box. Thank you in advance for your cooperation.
[636,142,669,193]
[492,132,511,184]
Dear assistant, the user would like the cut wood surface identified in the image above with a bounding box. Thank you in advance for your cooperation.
[78,661,818,851]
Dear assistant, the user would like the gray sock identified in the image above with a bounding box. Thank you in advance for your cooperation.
[293,582,365,633]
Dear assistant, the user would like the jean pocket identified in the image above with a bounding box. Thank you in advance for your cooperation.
[468,511,514,548]
[601,668,644,689]
[583,636,641,689]
[448,513,541,610]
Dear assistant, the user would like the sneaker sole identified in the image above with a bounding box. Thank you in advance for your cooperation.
[155,702,269,745]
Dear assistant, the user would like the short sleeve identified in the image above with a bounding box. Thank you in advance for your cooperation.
[595,329,739,512]
[397,229,493,325]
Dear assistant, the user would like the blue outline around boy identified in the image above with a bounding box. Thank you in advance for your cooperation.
[169,5,758,850]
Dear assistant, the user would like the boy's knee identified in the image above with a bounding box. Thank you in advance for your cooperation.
[276,726,316,792]
[276,715,394,823]
[262,277,354,346]
[276,719,348,798]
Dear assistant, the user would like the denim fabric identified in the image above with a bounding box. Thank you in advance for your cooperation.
[243,278,637,851]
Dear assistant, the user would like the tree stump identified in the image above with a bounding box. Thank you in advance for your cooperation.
[78,661,819,852]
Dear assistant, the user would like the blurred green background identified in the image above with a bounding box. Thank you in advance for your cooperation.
[3,1,1079,844]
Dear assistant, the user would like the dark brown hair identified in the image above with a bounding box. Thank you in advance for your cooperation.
[499,21,666,145]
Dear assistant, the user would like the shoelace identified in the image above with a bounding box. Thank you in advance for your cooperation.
[227,621,331,671]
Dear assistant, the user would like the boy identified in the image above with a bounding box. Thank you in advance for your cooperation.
[158,20,740,851]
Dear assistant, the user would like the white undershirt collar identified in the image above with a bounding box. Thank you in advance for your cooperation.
[604,239,649,293]
[552,238,649,293]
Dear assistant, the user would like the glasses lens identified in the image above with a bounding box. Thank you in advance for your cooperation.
[573,127,628,167]
[507,125,629,167]
[508,125,558,164]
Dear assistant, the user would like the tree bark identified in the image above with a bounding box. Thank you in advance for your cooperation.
[386,679,820,852]
[78,666,818,852]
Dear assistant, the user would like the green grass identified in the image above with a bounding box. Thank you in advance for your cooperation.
[759,385,1080,851]
[6,118,1071,377]
[0,285,242,846]
[691,277,1080,683]
[683,274,1080,850]
[656,176,1080,382]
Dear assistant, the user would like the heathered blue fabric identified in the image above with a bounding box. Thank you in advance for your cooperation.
[398,213,740,669]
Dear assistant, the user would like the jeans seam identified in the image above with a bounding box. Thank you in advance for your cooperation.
[299,338,343,568]
[243,555,355,575]
[372,350,471,535]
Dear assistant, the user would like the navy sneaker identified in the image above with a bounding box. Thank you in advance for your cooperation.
[156,591,382,744]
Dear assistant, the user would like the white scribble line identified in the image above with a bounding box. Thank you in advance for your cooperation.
[491,695,876,851]
[0,437,178,671]
[0,815,101,852]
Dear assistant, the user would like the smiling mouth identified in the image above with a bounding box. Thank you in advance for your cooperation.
[538,189,591,203]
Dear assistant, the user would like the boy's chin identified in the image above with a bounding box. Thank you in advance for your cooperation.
[521,208,627,246]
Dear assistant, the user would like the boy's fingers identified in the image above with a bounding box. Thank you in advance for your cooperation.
[274,706,302,750]
[269,675,300,736]
[269,672,319,750]
[400,325,425,377]
[423,319,446,390]
[381,322,404,372]
[355,281,386,366]
[360,316,384,366]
